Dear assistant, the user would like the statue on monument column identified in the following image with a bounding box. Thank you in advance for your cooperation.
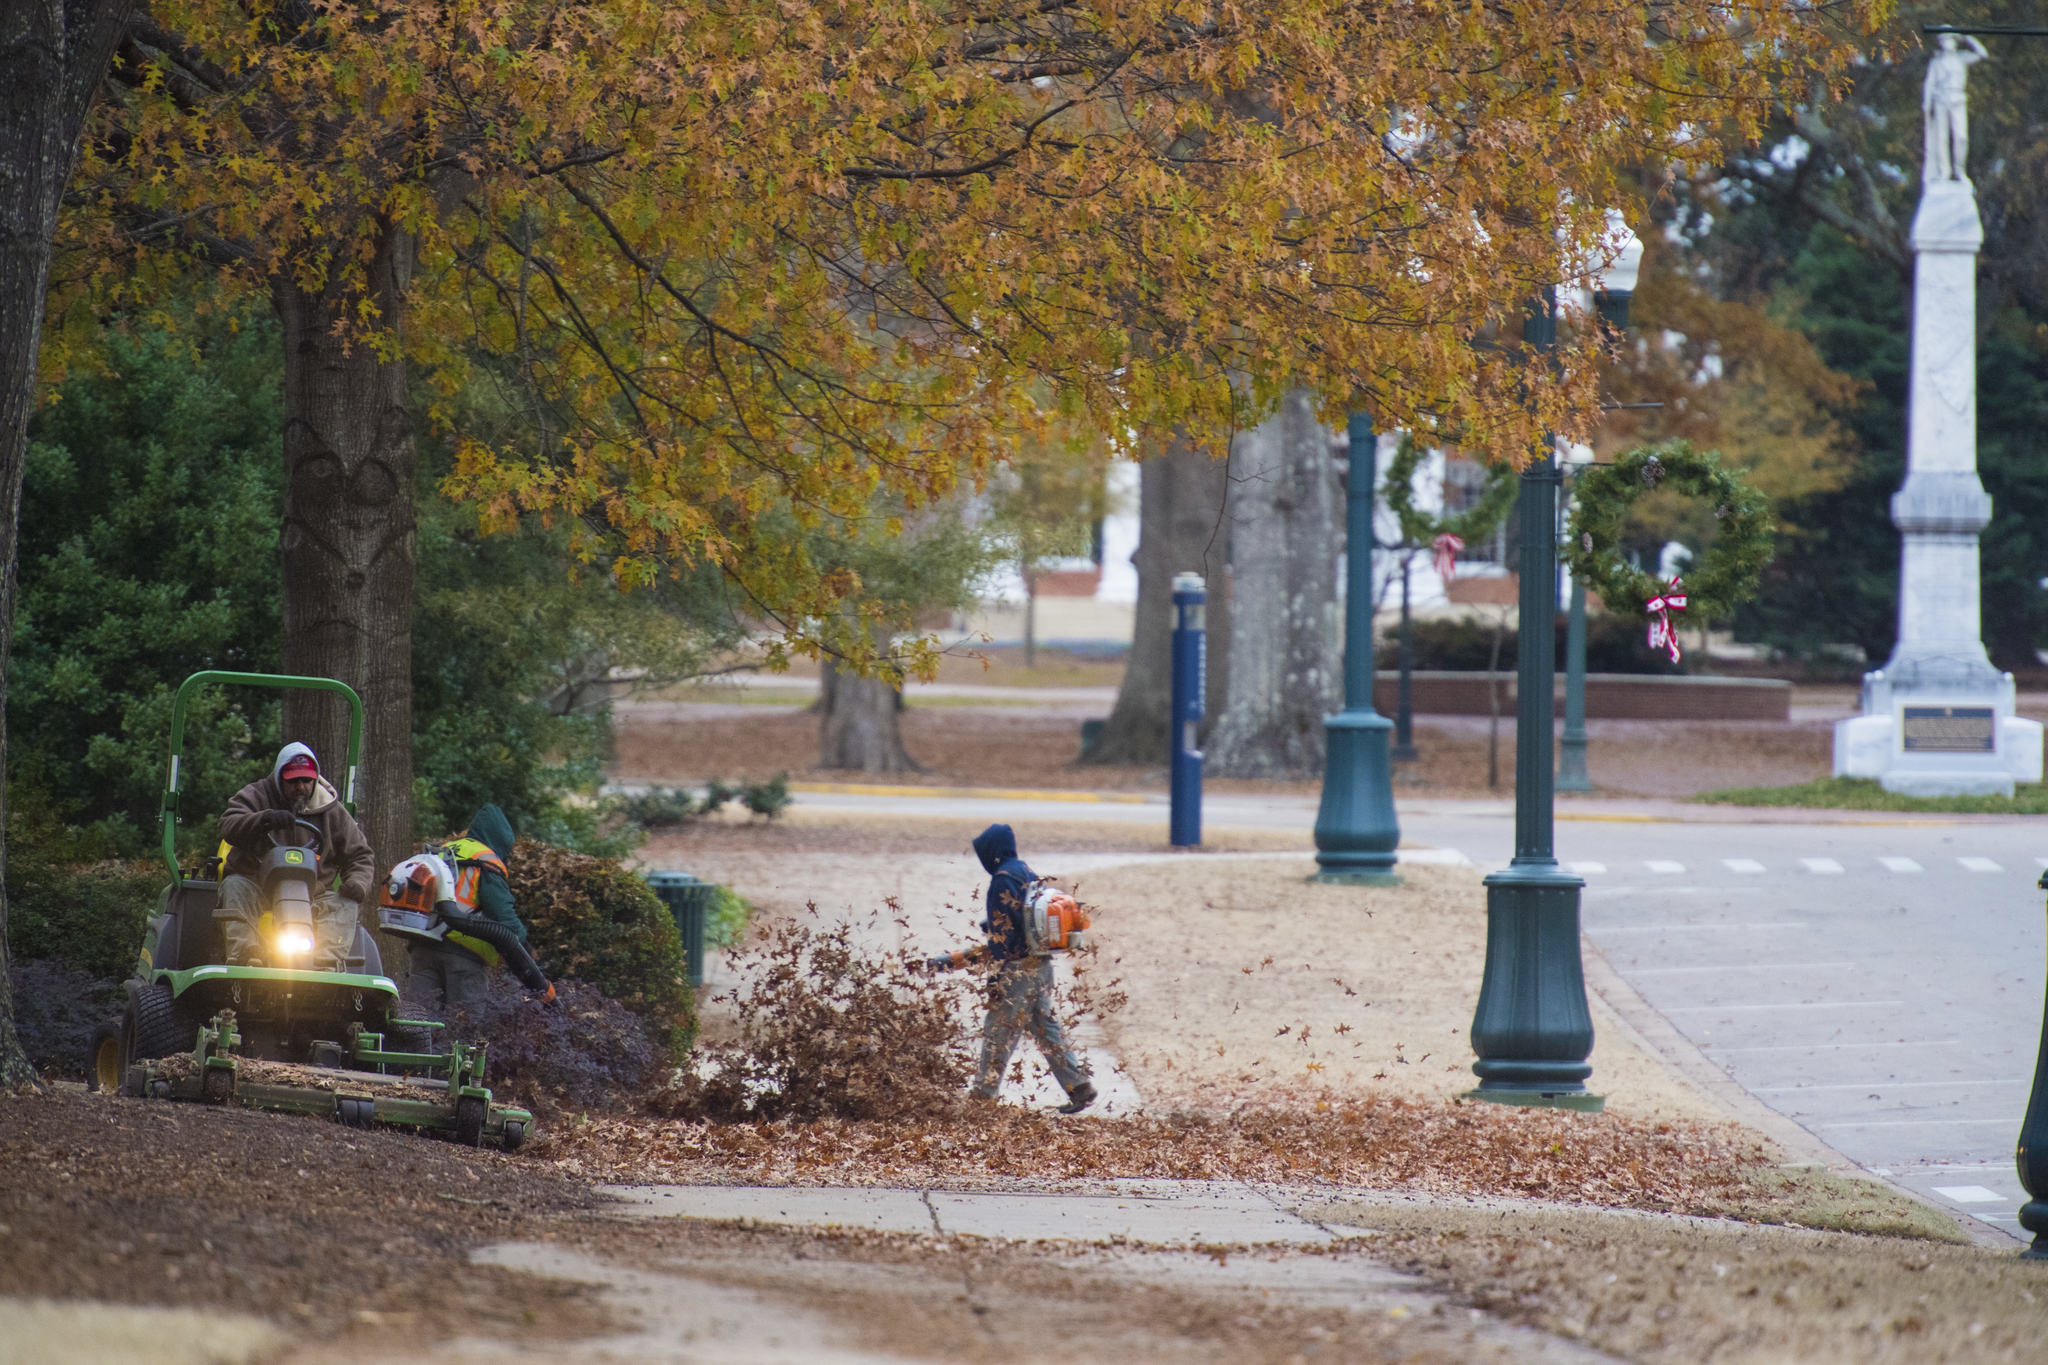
[1923,33,1989,183]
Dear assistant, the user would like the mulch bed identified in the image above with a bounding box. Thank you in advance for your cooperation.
[0,1088,608,1341]
[529,1097,1774,1217]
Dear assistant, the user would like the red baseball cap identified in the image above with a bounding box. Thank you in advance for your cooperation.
[279,755,319,781]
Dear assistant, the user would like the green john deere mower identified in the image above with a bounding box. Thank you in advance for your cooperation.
[85,671,535,1149]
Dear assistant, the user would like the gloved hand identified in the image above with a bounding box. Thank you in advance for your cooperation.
[923,953,955,974]
[260,808,298,832]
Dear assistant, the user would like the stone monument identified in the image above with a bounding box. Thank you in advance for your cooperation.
[1834,34,2044,795]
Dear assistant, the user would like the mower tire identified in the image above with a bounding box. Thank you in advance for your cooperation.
[384,1025,438,1057]
[86,1021,124,1093]
[128,981,200,1060]
[202,1066,233,1105]
[454,1095,486,1147]
[501,1119,528,1152]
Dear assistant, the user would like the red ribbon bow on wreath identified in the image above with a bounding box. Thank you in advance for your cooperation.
[1432,532,1465,582]
[1645,576,1688,663]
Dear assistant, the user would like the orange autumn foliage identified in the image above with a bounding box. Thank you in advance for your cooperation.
[59,0,1882,662]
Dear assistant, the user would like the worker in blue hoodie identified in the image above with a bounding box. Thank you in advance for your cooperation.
[959,823,1096,1113]
[408,804,530,1008]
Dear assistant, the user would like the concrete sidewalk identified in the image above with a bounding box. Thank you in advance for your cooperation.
[599,1179,1365,1245]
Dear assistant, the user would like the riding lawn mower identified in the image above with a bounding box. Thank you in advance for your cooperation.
[85,671,537,1149]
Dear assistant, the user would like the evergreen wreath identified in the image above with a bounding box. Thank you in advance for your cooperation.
[1381,433,1517,548]
[1562,443,1773,619]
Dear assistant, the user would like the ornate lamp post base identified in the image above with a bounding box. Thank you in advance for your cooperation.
[1465,844,1602,1110]
[1312,711,1402,886]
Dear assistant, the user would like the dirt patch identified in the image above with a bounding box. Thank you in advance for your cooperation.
[1056,858,1708,1123]
[310,1220,1603,1365]
[1329,1200,2048,1364]
[613,705,1833,801]
[638,807,1312,860]
[0,1088,613,1349]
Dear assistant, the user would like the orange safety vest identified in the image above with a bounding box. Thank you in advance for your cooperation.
[440,837,509,966]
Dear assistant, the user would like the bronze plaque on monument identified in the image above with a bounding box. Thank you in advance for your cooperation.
[1901,705,1996,753]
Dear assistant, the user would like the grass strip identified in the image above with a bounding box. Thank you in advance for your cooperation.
[1693,776,2048,814]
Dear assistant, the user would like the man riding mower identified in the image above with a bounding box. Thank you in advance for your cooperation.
[218,741,372,969]
[86,671,543,1148]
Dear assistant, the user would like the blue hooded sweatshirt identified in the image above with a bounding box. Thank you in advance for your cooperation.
[973,823,1036,962]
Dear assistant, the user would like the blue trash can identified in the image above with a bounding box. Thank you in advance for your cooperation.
[646,871,713,988]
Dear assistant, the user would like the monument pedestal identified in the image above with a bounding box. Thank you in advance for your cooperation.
[1834,676,2043,798]
[1832,180,2045,794]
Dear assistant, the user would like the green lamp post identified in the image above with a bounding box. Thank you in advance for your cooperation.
[2021,873,2048,1258]
[1557,215,1641,794]
[1465,277,1603,1112]
[1312,413,1401,885]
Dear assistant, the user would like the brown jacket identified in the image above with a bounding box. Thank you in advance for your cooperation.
[220,747,374,903]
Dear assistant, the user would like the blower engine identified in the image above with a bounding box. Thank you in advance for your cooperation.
[378,852,554,999]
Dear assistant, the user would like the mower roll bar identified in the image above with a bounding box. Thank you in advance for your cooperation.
[161,671,365,882]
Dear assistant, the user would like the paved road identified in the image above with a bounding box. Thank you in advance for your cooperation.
[1393,805,2045,1238]
[785,788,2048,1238]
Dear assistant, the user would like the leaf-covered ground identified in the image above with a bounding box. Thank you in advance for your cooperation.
[528,1097,1942,1236]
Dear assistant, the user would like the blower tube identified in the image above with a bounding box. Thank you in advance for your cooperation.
[440,908,554,1000]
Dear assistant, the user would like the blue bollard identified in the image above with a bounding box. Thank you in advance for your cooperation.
[1170,573,1206,848]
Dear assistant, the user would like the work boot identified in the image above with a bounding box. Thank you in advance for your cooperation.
[1058,1080,1097,1114]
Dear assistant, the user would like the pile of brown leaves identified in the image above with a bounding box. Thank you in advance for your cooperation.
[648,910,976,1123]
[533,1096,1771,1216]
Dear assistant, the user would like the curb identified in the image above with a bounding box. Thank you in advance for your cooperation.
[789,781,1156,804]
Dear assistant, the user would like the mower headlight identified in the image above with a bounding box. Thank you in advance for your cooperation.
[276,891,316,957]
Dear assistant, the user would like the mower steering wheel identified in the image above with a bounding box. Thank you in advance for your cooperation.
[268,816,323,852]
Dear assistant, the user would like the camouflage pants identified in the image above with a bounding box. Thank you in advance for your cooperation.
[972,957,1088,1098]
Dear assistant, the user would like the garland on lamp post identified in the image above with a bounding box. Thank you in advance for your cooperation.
[1562,443,1773,661]
[1379,434,1518,759]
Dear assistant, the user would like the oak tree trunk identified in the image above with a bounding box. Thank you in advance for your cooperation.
[1208,391,1341,778]
[0,0,137,1089]
[1082,433,1231,765]
[271,230,418,891]
[818,631,920,773]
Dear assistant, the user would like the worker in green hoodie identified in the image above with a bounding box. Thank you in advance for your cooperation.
[407,804,531,1008]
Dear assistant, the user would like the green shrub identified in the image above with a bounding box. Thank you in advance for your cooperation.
[607,774,791,832]
[504,837,695,1061]
[6,791,164,980]
[706,883,754,948]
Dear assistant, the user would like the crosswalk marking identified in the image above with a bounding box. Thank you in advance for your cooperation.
[1931,1185,2007,1202]
[1592,852,2035,878]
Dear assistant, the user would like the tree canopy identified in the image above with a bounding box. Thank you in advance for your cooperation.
[59,0,1877,666]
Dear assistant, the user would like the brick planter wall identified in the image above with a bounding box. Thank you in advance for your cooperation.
[1370,671,1792,722]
